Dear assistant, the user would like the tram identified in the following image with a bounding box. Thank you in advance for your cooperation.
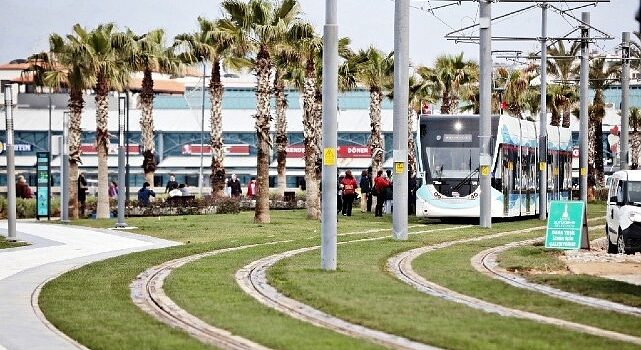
[415,114,573,218]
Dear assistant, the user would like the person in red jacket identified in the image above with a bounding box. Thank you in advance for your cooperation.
[373,170,390,217]
[340,170,358,216]
[246,177,257,199]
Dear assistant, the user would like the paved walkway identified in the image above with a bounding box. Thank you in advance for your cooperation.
[0,222,179,350]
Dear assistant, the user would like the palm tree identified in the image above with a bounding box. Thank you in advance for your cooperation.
[586,58,621,187]
[121,28,182,187]
[85,24,130,219]
[630,107,641,169]
[351,46,394,173]
[407,73,437,176]
[494,65,538,119]
[546,41,580,127]
[28,25,94,219]
[175,17,247,197]
[219,0,312,223]
[428,53,478,114]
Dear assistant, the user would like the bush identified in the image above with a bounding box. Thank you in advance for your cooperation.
[214,197,241,214]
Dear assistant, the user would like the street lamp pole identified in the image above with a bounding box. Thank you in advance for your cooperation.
[4,85,17,241]
[538,2,548,220]
[116,96,128,228]
[479,0,492,228]
[579,12,590,204]
[199,59,206,196]
[61,111,70,223]
[621,31,631,170]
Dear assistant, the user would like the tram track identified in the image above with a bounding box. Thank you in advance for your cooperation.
[470,231,641,317]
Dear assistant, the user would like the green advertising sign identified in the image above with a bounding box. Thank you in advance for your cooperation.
[36,152,50,219]
[545,201,588,250]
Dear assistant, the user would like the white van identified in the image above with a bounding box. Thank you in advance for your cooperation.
[606,170,641,254]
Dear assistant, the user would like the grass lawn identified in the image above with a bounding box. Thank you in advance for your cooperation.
[41,204,627,350]
[39,210,418,350]
[498,245,641,307]
[0,235,27,249]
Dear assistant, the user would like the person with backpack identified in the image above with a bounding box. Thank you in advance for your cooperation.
[340,170,358,216]
[373,169,390,217]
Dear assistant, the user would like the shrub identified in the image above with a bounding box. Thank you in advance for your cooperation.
[214,197,241,214]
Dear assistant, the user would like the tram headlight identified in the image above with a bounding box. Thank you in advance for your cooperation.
[454,122,462,131]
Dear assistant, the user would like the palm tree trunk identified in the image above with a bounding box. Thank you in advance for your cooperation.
[274,71,288,199]
[550,106,560,127]
[561,108,571,129]
[254,46,272,224]
[440,90,450,114]
[95,73,110,219]
[408,108,417,177]
[67,87,84,219]
[632,130,641,169]
[209,59,226,198]
[369,88,384,173]
[302,58,320,220]
[140,68,156,187]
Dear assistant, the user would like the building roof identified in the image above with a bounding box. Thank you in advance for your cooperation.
[0,62,30,71]
[127,78,185,94]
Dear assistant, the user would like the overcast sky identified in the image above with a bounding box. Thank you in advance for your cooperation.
[0,0,637,68]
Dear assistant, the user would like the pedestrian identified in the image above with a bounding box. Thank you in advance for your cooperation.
[340,170,358,216]
[408,172,417,215]
[383,171,394,214]
[16,175,33,199]
[373,170,390,217]
[178,184,190,196]
[359,170,370,213]
[228,174,242,198]
[165,174,178,194]
[337,175,344,213]
[78,172,88,216]
[137,182,156,206]
[108,181,118,199]
[366,166,373,212]
[168,183,182,197]
[246,177,257,199]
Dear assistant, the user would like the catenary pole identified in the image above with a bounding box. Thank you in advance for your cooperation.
[621,31,630,170]
[539,2,548,219]
[61,111,69,223]
[199,60,206,196]
[579,12,589,204]
[321,0,338,271]
[4,85,16,241]
[116,97,127,228]
[392,0,409,240]
[479,0,492,228]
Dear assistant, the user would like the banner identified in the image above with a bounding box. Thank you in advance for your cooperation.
[286,144,371,158]
[181,144,250,156]
[80,144,140,155]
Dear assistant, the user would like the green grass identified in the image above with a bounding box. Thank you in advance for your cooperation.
[0,235,27,249]
[41,204,627,349]
[499,245,641,307]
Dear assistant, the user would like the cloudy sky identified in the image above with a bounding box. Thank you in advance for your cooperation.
[0,0,637,67]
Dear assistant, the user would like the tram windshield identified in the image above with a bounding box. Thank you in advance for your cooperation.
[426,147,479,179]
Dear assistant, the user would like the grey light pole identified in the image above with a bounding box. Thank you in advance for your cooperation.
[4,85,16,241]
[539,2,548,220]
[621,31,631,170]
[579,12,590,204]
[116,96,128,228]
[479,0,492,228]
[61,111,70,223]
[392,0,409,240]
[199,59,206,196]
[321,0,338,271]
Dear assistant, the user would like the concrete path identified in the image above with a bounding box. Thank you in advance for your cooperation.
[0,222,179,350]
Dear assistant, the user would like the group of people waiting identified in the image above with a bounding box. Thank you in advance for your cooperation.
[339,167,417,218]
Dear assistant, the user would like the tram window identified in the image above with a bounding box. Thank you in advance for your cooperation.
[512,146,520,192]
[521,147,529,191]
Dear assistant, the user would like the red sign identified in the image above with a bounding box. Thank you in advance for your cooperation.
[81,144,140,155]
[572,147,579,158]
[182,144,250,156]
[285,144,371,158]
[337,146,371,158]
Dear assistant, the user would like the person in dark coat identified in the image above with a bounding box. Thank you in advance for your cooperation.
[137,182,156,206]
[228,174,242,198]
[366,166,373,211]
[408,172,417,215]
[359,170,371,213]
[16,175,33,199]
[165,174,178,194]
[78,173,88,216]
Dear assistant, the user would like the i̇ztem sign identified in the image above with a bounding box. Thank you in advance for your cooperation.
[545,201,587,250]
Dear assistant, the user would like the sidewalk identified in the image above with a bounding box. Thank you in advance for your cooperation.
[0,222,179,350]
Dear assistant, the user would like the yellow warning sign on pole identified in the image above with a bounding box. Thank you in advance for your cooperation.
[539,162,546,171]
[323,147,336,166]
[480,165,490,176]
[394,162,405,174]
[580,167,587,176]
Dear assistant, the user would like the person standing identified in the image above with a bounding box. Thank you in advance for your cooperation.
[366,166,373,212]
[108,181,118,199]
[228,174,242,198]
[373,170,390,217]
[78,172,88,217]
[408,173,417,216]
[383,171,393,214]
[359,170,370,213]
[137,182,156,206]
[246,177,257,199]
[165,174,178,194]
[340,170,358,216]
